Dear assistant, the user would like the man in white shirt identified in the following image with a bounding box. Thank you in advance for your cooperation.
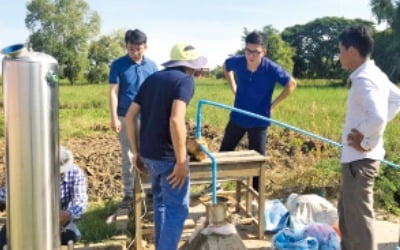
[338,25,400,250]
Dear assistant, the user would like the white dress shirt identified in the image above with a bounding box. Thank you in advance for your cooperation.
[341,60,400,163]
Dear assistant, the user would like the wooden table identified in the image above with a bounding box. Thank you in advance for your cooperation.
[133,150,267,250]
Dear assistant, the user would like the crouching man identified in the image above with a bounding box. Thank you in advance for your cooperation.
[0,146,88,248]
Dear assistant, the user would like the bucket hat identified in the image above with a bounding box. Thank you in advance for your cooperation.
[161,42,207,69]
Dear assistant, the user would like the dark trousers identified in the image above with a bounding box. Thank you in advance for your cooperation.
[0,224,77,249]
[220,119,267,191]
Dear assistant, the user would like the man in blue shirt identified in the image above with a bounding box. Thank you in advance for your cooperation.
[220,31,297,191]
[109,29,158,208]
[0,146,88,247]
[125,43,207,250]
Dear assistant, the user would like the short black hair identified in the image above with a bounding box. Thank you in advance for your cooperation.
[125,29,147,45]
[338,25,374,57]
[245,31,267,48]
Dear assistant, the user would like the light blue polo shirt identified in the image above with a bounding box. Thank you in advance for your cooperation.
[109,55,158,116]
[225,55,291,128]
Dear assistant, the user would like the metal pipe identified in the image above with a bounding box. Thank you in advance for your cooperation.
[2,43,60,250]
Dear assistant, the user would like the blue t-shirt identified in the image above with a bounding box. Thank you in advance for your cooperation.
[225,56,291,128]
[134,68,195,161]
[109,55,158,116]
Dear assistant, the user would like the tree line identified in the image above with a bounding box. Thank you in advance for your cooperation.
[25,0,400,84]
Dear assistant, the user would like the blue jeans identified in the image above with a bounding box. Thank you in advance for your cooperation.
[143,158,190,250]
[220,119,267,191]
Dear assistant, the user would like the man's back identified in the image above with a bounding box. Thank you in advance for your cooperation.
[134,68,194,161]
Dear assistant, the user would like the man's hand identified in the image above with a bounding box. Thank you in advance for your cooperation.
[167,162,188,189]
[133,154,147,175]
[60,210,71,230]
[110,118,121,133]
[347,128,370,152]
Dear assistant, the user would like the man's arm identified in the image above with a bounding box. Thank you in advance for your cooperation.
[167,100,189,189]
[352,79,386,151]
[223,63,236,94]
[125,102,145,173]
[271,77,297,111]
[109,84,121,133]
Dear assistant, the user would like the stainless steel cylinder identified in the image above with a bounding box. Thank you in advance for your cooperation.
[2,44,60,250]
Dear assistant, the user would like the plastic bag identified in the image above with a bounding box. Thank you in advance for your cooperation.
[264,199,290,234]
[286,193,338,227]
[303,223,340,250]
[273,228,319,250]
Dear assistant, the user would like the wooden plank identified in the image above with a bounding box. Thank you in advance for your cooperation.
[190,166,262,179]
[191,150,265,159]
[190,151,266,167]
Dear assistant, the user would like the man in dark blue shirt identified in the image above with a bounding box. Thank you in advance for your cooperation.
[125,43,206,250]
[220,31,297,191]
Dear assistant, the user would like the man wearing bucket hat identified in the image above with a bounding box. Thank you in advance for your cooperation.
[0,146,88,247]
[125,42,207,250]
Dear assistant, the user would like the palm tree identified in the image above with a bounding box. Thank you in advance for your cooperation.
[370,0,396,24]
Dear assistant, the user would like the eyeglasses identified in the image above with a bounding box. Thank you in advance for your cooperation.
[245,48,263,56]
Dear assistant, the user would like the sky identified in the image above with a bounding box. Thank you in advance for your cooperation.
[0,0,382,69]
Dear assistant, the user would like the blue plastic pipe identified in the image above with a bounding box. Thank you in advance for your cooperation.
[195,99,400,170]
[199,144,217,204]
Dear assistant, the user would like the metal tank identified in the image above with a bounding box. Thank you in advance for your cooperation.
[1,44,60,250]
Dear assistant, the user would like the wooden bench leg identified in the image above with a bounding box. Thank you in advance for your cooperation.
[257,164,266,240]
[236,180,241,212]
[246,177,253,215]
[134,171,143,250]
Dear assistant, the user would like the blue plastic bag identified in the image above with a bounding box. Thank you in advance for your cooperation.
[264,199,290,234]
[273,228,319,250]
[302,223,340,250]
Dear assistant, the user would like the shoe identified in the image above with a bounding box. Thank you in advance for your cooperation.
[118,195,133,209]
[201,183,223,196]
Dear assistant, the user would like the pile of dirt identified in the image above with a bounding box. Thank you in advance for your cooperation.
[62,135,124,201]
